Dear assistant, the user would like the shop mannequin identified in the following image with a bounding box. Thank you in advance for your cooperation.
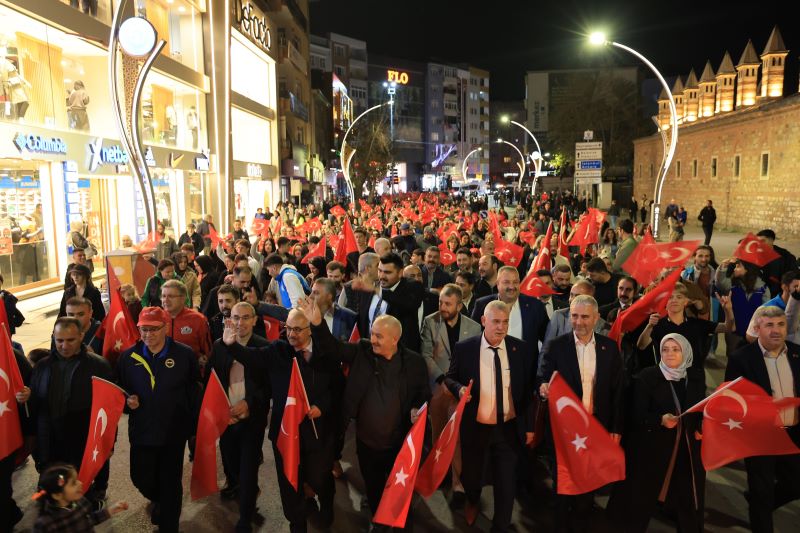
[0,55,31,120]
[70,0,98,17]
[165,105,177,143]
[186,106,198,148]
[67,80,90,131]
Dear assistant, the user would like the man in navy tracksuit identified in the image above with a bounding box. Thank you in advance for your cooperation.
[116,306,201,533]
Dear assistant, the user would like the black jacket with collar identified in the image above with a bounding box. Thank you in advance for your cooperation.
[357,278,424,351]
[725,340,800,397]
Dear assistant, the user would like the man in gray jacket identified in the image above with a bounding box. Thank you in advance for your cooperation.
[420,283,482,506]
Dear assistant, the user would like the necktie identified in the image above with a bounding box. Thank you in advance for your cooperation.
[489,346,504,424]
[371,291,384,328]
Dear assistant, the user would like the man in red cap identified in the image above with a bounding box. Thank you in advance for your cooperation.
[116,306,202,533]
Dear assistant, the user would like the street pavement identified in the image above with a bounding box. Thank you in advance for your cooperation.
[8,225,800,532]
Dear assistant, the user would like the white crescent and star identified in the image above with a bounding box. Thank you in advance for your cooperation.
[394,467,409,486]
[556,396,590,451]
[407,434,417,468]
[744,240,758,254]
[571,434,588,451]
[658,246,693,263]
[0,368,10,417]
[280,397,298,437]
[93,408,108,439]
[704,388,748,430]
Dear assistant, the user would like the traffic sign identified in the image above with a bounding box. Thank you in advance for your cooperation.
[575,177,602,185]
[574,169,602,178]
[575,141,602,150]
[575,149,602,160]
[576,160,602,170]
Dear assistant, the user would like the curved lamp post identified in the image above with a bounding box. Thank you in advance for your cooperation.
[461,147,483,182]
[501,116,544,191]
[589,32,678,238]
[341,101,393,205]
[497,139,526,187]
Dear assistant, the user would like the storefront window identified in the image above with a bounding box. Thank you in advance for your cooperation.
[0,159,54,289]
[140,71,207,151]
[141,0,204,72]
[58,0,115,25]
[0,5,118,138]
[231,30,275,108]
[231,107,272,164]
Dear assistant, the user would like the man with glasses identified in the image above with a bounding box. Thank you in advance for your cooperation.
[161,279,212,366]
[220,308,343,532]
[207,302,270,532]
[116,307,202,532]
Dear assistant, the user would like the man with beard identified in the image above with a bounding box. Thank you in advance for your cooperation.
[210,285,240,341]
[473,254,501,301]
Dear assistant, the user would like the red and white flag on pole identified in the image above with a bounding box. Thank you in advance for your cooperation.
[529,221,554,273]
[78,377,126,488]
[684,377,800,470]
[415,383,472,497]
[607,268,683,345]
[732,232,782,267]
[191,369,231,500]
[0,325,24,460]
[622,240,700,288]
[99,267,140,364]
[277,358,311,490]
[548,372,625,495]
[300,236,327,264]
[348,323,361,343]
[374,403,428,528]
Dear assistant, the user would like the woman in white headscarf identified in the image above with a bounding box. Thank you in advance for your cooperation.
[608,333,705,532]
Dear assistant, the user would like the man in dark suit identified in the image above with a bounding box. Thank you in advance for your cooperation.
[472,266,549,350]
[311,278,357,341]
[725,305,800,533]
[599,276,639,323]
[354,252,424,351]
[299,297,431,529]
[455,270,478,317]
[538,294,624,533]
[206,302,270,531]
[445,300,535,530]
[474,254,501,300]
[421,246,452,291]
[403,264,439,332]
[221,307,344,531]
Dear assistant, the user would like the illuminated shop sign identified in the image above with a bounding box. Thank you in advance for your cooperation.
[13,133,67,155]
[387,70,409,84]
[233,0,272,52]
[88,138,129,172]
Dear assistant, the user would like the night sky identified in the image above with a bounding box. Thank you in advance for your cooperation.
[310,0,797,101]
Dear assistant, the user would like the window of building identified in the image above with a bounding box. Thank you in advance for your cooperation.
[430,132,439,141]
[333,44,345,58]
[140,71,208,151]
[334,65,345,78]
[692,159,698,177]
[142,0,204,72]
[711,157,717,178]
[503,156,511,163]
[760,152,769,178]
[231,107,272,164]
[231,30,276,109]
[649,164,654,178]
[676,160,681,177]
[734,154,741,177]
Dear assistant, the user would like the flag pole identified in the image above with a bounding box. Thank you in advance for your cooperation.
[293,357,318,439]
[677,376,743,418]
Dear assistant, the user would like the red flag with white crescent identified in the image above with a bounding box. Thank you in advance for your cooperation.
[530,221,554,273]
[263,315,282,341]
[438,243,457,267]
[732,232,781,267]
[558,208,570,258]
[685,377,800,470]
[78,377,126,488]
[416,384,471,497]
[301,237,326,264]
[494,240,524,267]
[374,403,428,528]
[191,369,231,500]
[330,205,346,218]
[343,216,359,255]
[250,218,270,237]
[548,372,625,495]
[607,268,682,344]
[0,325,24,460]
[276,358,311,490]
[622,240,700,288]
[520,272,558,297]
[100,268,140,363]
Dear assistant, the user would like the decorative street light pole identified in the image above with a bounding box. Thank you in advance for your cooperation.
[501,116,544,193]
[340,101,393,205]
[589,32,678,238]
[461,147,483,183]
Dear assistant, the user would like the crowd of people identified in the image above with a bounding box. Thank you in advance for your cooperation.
[2,189,800,533]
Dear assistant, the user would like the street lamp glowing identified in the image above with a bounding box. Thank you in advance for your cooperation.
[500,115,509,124]
[589,32,607,46]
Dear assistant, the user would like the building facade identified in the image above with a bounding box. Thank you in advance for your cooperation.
[329,32,368,114]
[635,26,800,237]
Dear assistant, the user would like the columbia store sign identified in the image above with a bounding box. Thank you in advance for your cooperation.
[13,133,67,155]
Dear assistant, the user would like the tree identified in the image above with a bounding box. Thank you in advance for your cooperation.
[547,71,648,176]
[347,109,394,200]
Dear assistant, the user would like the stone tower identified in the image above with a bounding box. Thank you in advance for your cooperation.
[657,86,671,130]
[698,61,717,118]
[683,68,700,122]
[672,76,685,124]
[760,25,788,98]
[736,39,760,108]
[716,51,736,113]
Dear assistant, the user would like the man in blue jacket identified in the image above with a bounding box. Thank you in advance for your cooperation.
[116,306,201,533]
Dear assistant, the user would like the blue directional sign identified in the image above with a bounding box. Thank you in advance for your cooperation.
[577,160,602,170]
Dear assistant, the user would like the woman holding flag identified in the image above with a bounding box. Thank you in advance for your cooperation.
[609,333,705,532]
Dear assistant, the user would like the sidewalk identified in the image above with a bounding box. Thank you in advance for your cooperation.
[13,290,63,352]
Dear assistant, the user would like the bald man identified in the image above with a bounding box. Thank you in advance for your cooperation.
[298,296,431,529]
[222,307,344,531]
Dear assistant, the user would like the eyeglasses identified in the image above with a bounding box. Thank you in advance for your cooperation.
[285,326,310,334]
[139,325,165,334]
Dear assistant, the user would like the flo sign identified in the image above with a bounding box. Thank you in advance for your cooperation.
[233,0,272,53]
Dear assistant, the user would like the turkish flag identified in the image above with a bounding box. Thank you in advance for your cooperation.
[374,403,428,528]
[608,268,682,344]
[348,323,360,343]
[589,207,607,226]
[0,325,24,460]
[368,235,376,249]
[366,216,383,231]
[732,232,782,267]
[78,377,125,488]
[208,226,222,249]
[263,315,282,341]
[301,237,326,264]
[558,208,570,258]
[250,218,270,237]
[99,287,140,363]
[520,272,558,297]
[488,211,503,243]
[135,230,161,253]
[330,205,346,218]
[333,232,348,264]
[0,297,10,333]
[342,217,359,255]
[495,240,524,267]
[548,372,625,495]
[438,243,456,267]
[518,230,536,247]
[568,213,599,253]
[530,221,554,273]
[685,377,800,470]
[416,384,472,497]
[305,217,322,233]
[191,369,231,500]
[277,358,311,490]
[622,240,700,288]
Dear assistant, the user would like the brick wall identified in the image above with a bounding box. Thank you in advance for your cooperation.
[634,94,800,238]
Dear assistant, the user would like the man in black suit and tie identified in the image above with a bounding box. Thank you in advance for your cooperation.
[353,252,424,351]
[445,300,535,531]
[538,294,624,533]
[725,305,800,533]
[421,246,452,291]
[472,266,549,351]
